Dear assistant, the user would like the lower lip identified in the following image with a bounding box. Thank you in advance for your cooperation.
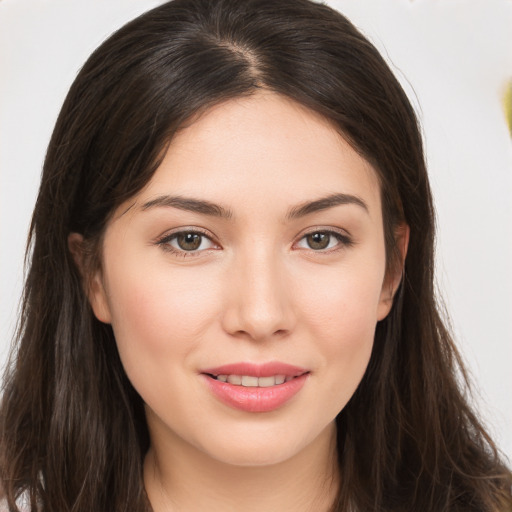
[202,373,309,413]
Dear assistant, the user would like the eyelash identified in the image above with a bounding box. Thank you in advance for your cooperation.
[156,228,354,258]
[295,229,354,253]
[156,228,218,257]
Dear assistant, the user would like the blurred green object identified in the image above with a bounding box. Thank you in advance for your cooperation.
[503,79,512,136]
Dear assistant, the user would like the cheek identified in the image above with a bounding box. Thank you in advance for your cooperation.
[295,260,384,397]
[299,261,384,341]
[103,257,221,376]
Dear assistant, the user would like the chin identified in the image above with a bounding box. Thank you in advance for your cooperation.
[209,443,300,468]
[197,423,324,468]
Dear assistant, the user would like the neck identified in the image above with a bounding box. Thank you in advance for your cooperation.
[144,421,340,512]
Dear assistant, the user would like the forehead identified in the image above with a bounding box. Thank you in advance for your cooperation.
[130,92,381,220]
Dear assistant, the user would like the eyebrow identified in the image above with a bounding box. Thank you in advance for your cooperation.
[286,193,369,220]
[141,195,233,219]
[140,192,368,220]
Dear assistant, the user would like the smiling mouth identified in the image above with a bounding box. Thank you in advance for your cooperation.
[202,370,310,412]
[201,362,310,410]
[206,374,304,387]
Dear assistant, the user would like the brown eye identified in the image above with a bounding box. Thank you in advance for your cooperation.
[306,232,331,250]
[295,230,353,252]
[158,229,218,256]
[176,232,203,251]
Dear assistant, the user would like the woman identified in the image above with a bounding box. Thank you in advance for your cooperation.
[1,0,511,510]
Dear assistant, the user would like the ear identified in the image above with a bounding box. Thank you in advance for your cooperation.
[68,232,112,324]
[376,223,410,321]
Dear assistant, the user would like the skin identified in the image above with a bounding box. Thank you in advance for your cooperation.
[73,92,407,511]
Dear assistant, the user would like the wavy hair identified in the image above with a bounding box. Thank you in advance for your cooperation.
[1,0,511,510]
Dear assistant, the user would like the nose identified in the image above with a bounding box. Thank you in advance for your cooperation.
[221,247,296,342]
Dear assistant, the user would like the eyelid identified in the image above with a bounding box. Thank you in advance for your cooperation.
[293,226,354,252]
[154,225,353,257]
[155,226,221,256]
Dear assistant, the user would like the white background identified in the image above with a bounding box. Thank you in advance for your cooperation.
[1,0,511,460]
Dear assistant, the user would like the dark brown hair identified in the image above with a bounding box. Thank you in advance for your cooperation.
[1,0,511,511]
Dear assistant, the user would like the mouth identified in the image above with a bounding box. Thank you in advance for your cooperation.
[201,361,309,384]
[207,372,308,388]
[205,373,303,387]
[200,362,310,412]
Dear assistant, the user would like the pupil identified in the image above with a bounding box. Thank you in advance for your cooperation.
[307,232,329,250]
[178,233,201,251]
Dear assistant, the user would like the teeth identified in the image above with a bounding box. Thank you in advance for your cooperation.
[241,375,259,387]
[227,375,242,385]
[257,376,276,387]
[214,374,293,387]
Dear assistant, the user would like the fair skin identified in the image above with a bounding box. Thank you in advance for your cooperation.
[71,92,407,511]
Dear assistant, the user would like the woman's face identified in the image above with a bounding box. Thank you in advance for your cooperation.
[87,92,399,467]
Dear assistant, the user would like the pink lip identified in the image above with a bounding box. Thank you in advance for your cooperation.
[200,362,310,413]
[201,361,308,378]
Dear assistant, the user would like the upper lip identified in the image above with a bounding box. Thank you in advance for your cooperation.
[201,362,309,378]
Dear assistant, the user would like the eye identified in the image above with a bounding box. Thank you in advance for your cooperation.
[157,229,218,255]
[295,230,352,251]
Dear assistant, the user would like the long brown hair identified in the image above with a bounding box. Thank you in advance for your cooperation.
[1,0,510,511]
